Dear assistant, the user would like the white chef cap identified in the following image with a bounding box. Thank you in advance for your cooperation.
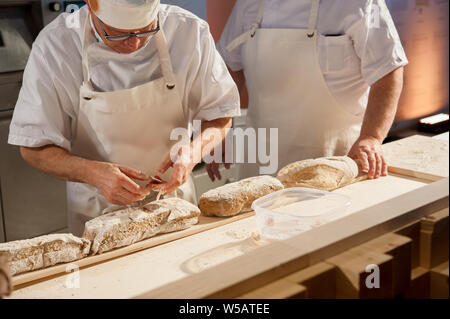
[92,0,160,30]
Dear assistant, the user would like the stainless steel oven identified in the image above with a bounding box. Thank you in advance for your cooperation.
[0,0,68,242]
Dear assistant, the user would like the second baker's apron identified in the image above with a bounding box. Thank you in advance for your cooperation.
[67,14,197,236]
[227,0,363,179]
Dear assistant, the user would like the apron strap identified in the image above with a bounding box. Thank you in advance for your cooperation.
[307,0,320,37]
[154,26,177,89]
[227,0,321,52]
[81,13,93,85]
[226,0,265,52]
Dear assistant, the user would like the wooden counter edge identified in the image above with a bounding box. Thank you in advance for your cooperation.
[134,177,449,299]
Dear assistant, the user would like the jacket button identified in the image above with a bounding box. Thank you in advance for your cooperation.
[167,84,175,90]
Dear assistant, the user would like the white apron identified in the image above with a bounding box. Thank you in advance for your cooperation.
[227,0,363,179]
[67,14,197,236]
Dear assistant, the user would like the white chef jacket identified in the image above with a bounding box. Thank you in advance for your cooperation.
[9,5,240,151]
[217,0,408,117]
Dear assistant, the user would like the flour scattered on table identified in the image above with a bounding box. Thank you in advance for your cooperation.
[225,229,252,240]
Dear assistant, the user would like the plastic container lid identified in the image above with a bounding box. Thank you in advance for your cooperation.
[252,187,351,240]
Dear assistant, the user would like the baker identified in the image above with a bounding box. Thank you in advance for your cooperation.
[8,0,240,236]
[208,0,407,181]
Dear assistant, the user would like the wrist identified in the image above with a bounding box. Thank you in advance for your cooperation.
[75,158,99,186]
[358,134,384,144]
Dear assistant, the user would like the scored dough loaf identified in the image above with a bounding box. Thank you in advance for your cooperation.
[0,234,91,276]
[199,175,284,217]
[83,197,201,255]
[277,156,359,191]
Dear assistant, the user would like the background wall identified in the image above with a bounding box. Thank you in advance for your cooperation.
[386,0,449,127]
[206,0,236,42]
[161,0,207,20]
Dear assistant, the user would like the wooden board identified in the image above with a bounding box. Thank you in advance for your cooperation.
[11,212,255,286]
[333,174,431,215]
[433,132,449,141]
[382,135,449,181]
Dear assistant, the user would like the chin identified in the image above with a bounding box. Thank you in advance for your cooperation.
[113,47,139,54]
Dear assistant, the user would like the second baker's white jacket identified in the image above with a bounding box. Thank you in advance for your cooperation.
[9,5,241,151]
[218,0,408,117]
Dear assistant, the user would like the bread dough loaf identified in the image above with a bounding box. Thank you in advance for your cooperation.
[277,156,359,191]
[0,234,91,276]
[83,198,201,255]
[199,176,284,217]
[0,255,12,297]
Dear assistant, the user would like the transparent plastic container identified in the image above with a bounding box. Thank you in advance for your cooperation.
[252,187,351,240]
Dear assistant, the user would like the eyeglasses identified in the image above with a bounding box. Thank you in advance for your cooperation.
[95,15,160,41]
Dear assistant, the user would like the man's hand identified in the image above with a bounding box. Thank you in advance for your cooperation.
[348,135,388,179]
[87,162,151,205]
[149,152,196,195]
[205,143,231,182]
[348,67,403,180]
[150,117,233,191]
[19,145,152,205]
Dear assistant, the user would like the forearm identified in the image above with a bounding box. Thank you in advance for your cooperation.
[190,117,232,164]
[20,145,95,184]
[360,67,404,142]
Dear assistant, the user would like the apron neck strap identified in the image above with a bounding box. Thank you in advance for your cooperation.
[226,0,265,52]
[227,0,321,52]
[253,0,266,32]
[307,0,320,35]
[81,13,176,88]
[81,13,93,84]
[153,27,177,88]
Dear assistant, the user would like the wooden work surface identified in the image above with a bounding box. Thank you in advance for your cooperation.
[8,174,431,299]
[7,134,449,299]
[382,134,449,181]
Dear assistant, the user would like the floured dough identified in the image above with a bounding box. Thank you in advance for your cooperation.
[0,255,11,297]
[277,156,359,191]
[83,198,201,255]
[199,176,284,217]
[0,234,91,276]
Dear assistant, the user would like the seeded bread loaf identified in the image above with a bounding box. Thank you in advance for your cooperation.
[199,176,284,217]
[83,198,201,255]
[0,234,91,276]
[277,156,360,191]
